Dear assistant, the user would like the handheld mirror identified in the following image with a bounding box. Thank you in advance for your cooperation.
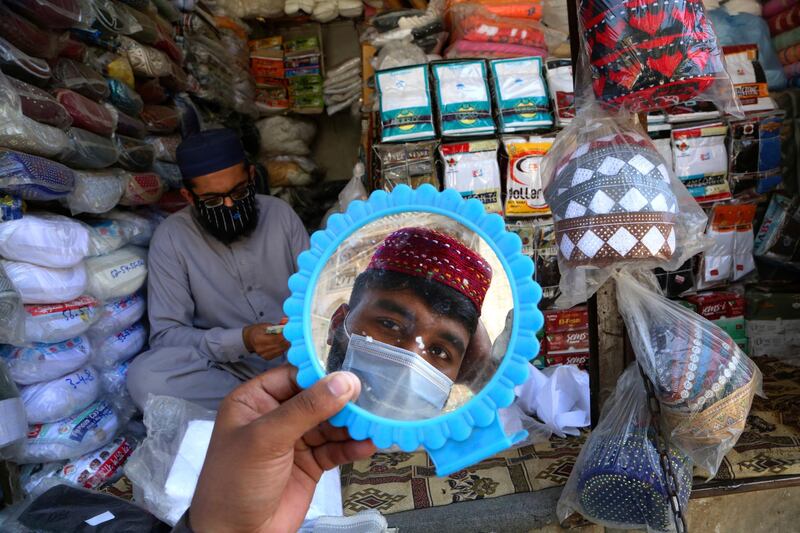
[284,184,543,475]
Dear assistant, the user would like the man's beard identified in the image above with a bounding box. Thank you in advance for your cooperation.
[194,194,259,245]
[326,323,348,374]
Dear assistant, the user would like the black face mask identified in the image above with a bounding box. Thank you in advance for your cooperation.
[194,185,259,244]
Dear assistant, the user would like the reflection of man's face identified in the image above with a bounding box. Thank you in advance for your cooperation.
[343,287,471,381]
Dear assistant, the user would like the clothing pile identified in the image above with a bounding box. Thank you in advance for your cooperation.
[324,58,361,115]
[256,115,318,189]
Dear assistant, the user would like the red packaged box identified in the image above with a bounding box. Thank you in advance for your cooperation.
[545,352,589,370]
[685,292,745,320]
[545,329,590,353]
[544,306,588,333]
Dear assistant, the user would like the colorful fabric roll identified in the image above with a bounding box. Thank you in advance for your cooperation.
[768,3,800,35]
[774,26,800,51]
[780,42,800,64]
[763,0,799,18]
[0,149,75,201]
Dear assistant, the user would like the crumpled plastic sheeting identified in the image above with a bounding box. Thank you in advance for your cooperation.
[256,115,316,156]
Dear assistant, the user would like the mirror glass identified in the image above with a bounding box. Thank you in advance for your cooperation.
[311,211,514,421]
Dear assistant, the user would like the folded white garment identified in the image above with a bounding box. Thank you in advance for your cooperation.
[91,291,146,336]
[0,336,92,386]
[312,0,338,22]
[85,246,147,301]
[24,295,101,344]
[21,366,101,424]
[91,320,147,368]
[0,214,90,268]
[1,260,88,304]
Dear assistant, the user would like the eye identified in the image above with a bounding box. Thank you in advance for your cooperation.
[428,346,450,361]
[378,318,402,333]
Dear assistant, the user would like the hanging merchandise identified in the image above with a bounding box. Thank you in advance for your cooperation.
[0,336,91,386]
[6,76,72,130]
[699,203,757,287]
[90,321,147,369]
[0,358,26,450]
[0,260,87,305]
[85,246,147,301]
[754,193,800,264]
[65,169,127,215]
[728,111,785,194]
[16,399,120,464]
[577,0,741,115]
[373,140,440,191]
[615,272,761,475]
[440,139,503,213]
[115,135,156,172]
[23,296,101,345]
[20,367,101,424]
[0,38,51,87]
[432,60,495,137]
[557,364,692,533]
[119,172,165,206]
[650,128,674,173]
[60,127,119,170]
[107,79,144,117]
[91,292,145,337]
[0,149,75,201]
[376,65,436,143]
[723,44,777,113]
[491,57,553,133]
[0,4,60,60]
[504,136,554,217]
[545,58,574,128]
[0,214,89,268]
[672,122,732,204]
[655,258,696,298]
[542,107,708,307]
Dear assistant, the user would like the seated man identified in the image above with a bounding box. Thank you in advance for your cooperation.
[324,226,494,420]
[127,129,309,410]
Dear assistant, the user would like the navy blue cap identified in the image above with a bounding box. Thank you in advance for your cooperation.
[176,128,245,181]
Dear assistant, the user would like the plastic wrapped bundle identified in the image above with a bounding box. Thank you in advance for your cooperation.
[615,271,761,475]
[0,337,91,386]
[6,76,71,129]
[0,38,51,87]
[83,218,141,256]
[376,65,436,142]
[91,291,145,336]
[1,259,87,305]
[119,36,172,78]
[541,107,708,307]
[0,263,25,345]
[86,49,135,89]
[5,0,84,30]
[115,135,156,171]
[578,0,741,114]
[107,79,144,117]
[119,172,165,206]
[103,210,155,247]
[140,105,180,134]
[0,149,75,201]
[146,134,179,162]
[114,110,147,139]
[557,364,692,533]
[65,169,126,216]
[15,399,120,464]
[60,128,119,170]
[490,57,553,132]
[0,4,60,60]
[90,321,147,368]
[450,4,550,49]
[432,60,495,136]
[51,59,110,102]
[54,89,116,137]
[23,296,100,344]
[85,246,147,301]
[153,160,182,189]
[20,367,101,424]
[137,78,168,105]
[0,102,69,159]
[0,213,89,268]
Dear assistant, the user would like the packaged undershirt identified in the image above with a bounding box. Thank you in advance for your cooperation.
[699,204,757,288]
[90,321,147,368]
[545,59,574,128]
[85,246,147,301]
[440,139,502,214]
[672,122,731,204]
[91,291,146,336]
[0,336,92,386]
[20,366,100,424]
[372,140,440,191]
[491,57,553,133]
[728,111,784,195]
[376,65,436,142]
[23,295,101,344]
[655,258,696,298]
[432,60,494,137]
[503,137,554,217]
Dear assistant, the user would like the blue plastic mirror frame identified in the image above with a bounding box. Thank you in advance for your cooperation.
[283,184,544,475]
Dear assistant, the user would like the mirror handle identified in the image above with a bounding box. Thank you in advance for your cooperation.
[427,418,527,476]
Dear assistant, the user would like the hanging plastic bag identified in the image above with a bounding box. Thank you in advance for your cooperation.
[91,291,145,336]
[14,399,120,464]
[0,337,91,386]
[65,169,126,215]
[541,106,709,308]
[23,296,101,344]
[557,364,692,533]
[0,263,25,345]
[60,127,119,170]
[575,0,742,115]
[0,213,89,269]
[0,38,51,87]
[119,171,165,206]
[90,321,147,369]
[614,270,761,476]
[53,89,116,137]
[0,149,75,201]
[51,58,109,102]
[6,75,72,129]
[115,135,156,172]
[85,246,147,301]
[107,78,144,117]
[1,259,87,305]
[0,4,61,60]
[20,367,101,424]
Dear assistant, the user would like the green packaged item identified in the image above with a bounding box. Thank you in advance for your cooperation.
[284,36,320,55]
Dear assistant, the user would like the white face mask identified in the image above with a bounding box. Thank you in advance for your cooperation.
[341,318,453,421]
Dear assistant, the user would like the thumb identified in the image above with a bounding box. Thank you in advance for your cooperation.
[255,371,361,446]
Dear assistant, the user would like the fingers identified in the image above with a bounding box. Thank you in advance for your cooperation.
[252,371,361,447]
[302,422,353,448]
[312,439,378,471]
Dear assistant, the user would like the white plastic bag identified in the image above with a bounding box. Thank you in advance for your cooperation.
[65,169,126,215]
[516,364,590,438]
[0,336,92,386]
[91,291,146,336]
[20,367,100,424]
[85,246,147,301]
[0,214,89,268]
[90,321,147,368]
[1,260,88,305]
[84,218,141,257]
[23,296,101,344]
[0,262,25,345]
[256,116,316,156]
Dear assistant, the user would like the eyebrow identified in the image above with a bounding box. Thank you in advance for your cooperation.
[373,298,415,322]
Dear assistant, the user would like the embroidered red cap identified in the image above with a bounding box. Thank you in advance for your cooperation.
[367,227,493,314]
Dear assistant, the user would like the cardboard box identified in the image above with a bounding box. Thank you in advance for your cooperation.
[545,352,589,370]
[685,292,746,320]
[544,306,588,333]
[545,330,589,353]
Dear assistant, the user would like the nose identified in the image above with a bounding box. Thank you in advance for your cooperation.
[398,337,427,358]
[223,196,235,208]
